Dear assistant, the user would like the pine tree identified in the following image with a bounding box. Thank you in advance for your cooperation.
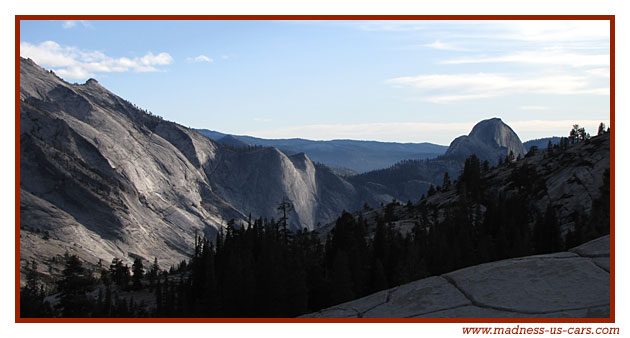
[506,150,515,163]
[277,197,293,245]
[330,251,354,305]
[109,258,130,289]
[132,257,144,290]
[20,267,52,317]
[569,124,579,143]
[589,168,610,237]
[443,172,451,189]
[533,204,562,254]
[148,257,159,289]
[56,255,94,317]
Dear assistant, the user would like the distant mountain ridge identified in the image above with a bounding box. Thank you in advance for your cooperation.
[524,137,562,151]
[197,129,447,173]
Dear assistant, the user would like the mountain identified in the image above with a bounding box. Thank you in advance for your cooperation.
[197,129,448,173]
[332,132,610,239]
[346,118,528,202]
[216,134,250,148]
[205,147,370,231]
[20,58,241,273]
[524,136,562,151]
[18,58,371,278]
[444,117,527,163]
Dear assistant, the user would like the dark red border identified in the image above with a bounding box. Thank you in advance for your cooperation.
[15,15,21,323]
[15,15,615,324]
[609,16,615,324]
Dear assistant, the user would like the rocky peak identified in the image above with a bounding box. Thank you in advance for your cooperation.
[444,118,527,163]
[85,78,100,86]
[469,117,525,152]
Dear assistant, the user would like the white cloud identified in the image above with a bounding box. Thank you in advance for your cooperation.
[187,55,213,63]
[62,20,91,29]
[442,50,609,68]
[221,55,229,60]
[338,20,608,46]
[586,67,610,78]
[520,106,551,111]
[497,20,610,43]
[62,21,76,29]
[55,66,93,79]
[423,40,466,51]
[386,73,609,103]
[20,41,173,80]
[141,52,174,65]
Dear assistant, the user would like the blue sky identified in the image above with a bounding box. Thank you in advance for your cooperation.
[20,20,610,145]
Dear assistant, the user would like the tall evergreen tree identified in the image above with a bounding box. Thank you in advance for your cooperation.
[109,258,130,289]
[132,257,144,290]
[443,172,451,189]
[533,204,562,254]
[20,268,52,317]
[57,255,94,317]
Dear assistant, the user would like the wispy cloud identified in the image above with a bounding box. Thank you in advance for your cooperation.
[520,106,551,111]
[62,20,91,29]
[442,50,609,68]
[423,40,467,51]
[20,40,173,79]
[386,73,609,103]
[187,55,213,63]
[496,20,610,43]
[338,20,609,46]
[586,67,610,78]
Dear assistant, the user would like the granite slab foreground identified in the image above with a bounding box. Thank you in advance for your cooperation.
[301,236,610,318]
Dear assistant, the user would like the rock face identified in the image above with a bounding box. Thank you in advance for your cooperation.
[18,58,368,277]
[205,148,363,231]
[301,235,610,318]
[445,117,527,164]
[21,58,239,272]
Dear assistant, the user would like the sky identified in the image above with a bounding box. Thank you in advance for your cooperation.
[19,19,610,145]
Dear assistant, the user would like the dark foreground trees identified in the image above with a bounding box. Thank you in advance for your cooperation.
[56,255,95,317]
